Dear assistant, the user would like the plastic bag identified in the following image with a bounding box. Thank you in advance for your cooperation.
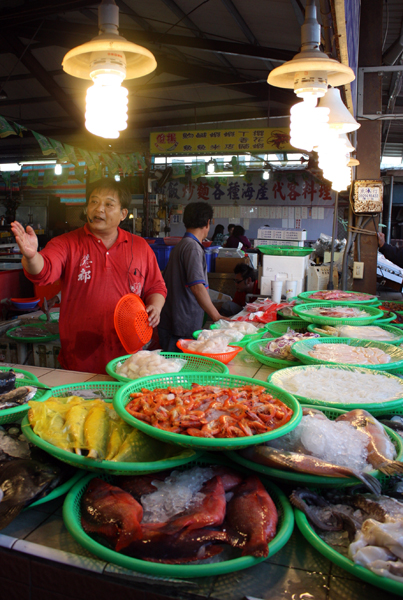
[116,350,186,379]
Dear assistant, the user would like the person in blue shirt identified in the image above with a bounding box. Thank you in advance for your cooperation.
[158,202,227,351]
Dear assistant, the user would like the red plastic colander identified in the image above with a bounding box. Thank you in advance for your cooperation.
[114,294,152,354]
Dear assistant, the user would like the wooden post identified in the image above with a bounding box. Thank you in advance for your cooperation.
[353,0,383,295]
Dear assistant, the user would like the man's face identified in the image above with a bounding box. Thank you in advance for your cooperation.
[234,273,248,292]
[86,188,128,234]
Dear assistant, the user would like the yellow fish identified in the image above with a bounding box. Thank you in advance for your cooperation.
[84,402,110,460]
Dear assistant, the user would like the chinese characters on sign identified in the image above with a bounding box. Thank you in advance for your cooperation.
[150,128,292,154]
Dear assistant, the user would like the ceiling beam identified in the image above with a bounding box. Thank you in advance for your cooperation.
[0,0,97,27]
[1,33,83,126]
[14,20,295,63]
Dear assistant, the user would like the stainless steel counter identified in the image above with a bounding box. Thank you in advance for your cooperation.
[0,356,400,600]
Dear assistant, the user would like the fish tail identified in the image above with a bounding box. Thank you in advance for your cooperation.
[354,472,382,495]
[377,461,403,476]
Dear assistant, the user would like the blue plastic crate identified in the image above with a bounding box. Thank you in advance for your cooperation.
[151,245,173,270]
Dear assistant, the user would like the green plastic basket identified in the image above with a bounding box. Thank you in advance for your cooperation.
[226,405,403,488]
[277,308,305,321]
[0,380,51,425]
[0,365,39,383]
[375,311,397,324]
[265,320,310,337]
[306,323,403,345]
[257,245,313,256]
[295,506,403,596]
[297,290,378,305]
[6,322,59,343]
[290,337,403,372]
[39,311,60,322]
[113,373,302,451]
[293,302,384,326]
[62,457,295,578]
[106,352,229,382]
[245,338,302,370]
[28,469,85,509]
[268,364,403,414]
[22,381,201,475]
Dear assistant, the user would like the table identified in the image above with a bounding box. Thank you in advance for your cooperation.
[0,355,401,600]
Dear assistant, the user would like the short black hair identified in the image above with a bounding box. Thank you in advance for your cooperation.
[233,225,245,237]
[183,202,214,229]
[86,178,131,209]
[234,262,256,281]
[228,223,235,233]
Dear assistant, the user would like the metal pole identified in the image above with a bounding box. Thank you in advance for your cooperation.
[327,191,339,290]
[386,175,394,244]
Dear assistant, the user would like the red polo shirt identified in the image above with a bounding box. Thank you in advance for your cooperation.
[24,225,167,374]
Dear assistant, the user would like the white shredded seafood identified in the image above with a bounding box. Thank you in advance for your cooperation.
[277,366,403,403]
[308,344,392,365]
[116,350,186,379]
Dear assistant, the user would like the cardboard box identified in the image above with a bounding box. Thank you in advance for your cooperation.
[257,227,307,241]
[215,256,251,273]
[307,266,339,291]
[33,339,62,369]
[253,239,305,247]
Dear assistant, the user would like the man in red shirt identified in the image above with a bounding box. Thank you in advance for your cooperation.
[221,263,260,316]
[11,179,167,374]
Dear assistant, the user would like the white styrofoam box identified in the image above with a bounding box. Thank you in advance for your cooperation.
[257,228,307,241]
[0,337,30,364]
[260,275,305,296]
[33,339,62,369]
[307,266,338,291]
[262,254,309,278]
[253,239,305,247]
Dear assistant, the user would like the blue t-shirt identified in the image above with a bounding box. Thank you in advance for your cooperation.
[159,233,208,338]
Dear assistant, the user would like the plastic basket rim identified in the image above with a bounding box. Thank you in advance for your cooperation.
[245,338,301,369]
[297,291,378,305]
[112,373,302,450]
[175,340,243,363]
[267,364,403,411]
[105,352,229,382]
[27,469,85,509]
[62,459,294,578]
[5,322,60,343]
[265,320,310,335]
[306,322,403,345]
[375,311,397,324]
[290,336,403,371]
[21,414,202,474]
[257,245,313,256]
[0,381,51,423]
[226,404,403,486]
[294,508,403,595]
[293,302,384,325]
[0,365,39,383]
[38,311,60,322]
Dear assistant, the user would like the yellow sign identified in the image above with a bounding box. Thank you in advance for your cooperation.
[150,127,292,154]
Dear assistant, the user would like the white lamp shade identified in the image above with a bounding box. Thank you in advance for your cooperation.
[318,87,360,133]
[63,36,157,81]
[267,53,355,90]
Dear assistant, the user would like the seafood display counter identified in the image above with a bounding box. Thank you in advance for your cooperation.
[1,359,401,600]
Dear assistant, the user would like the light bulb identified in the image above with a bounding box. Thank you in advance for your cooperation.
[114,175,120,181]
[290,97,329,152]
[85,75,128,139]
[262,170,270,180]
[55,164,62,175]
[207,161,215,174]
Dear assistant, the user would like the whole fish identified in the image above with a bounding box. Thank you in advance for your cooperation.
[225,475,278,557]
[0,458,61,530]
[0,386,37,410]
[84,402,110,460]
[240,446,382,495]
[162,475,226,534]
[335,409,403,476]
[81,477,143,552]
[0,370,16,394]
